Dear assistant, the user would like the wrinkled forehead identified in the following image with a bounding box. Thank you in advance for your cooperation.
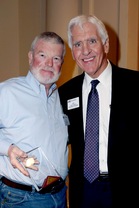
[71,22,99,40]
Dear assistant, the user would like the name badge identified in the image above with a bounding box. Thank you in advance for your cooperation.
[67,97,79,110]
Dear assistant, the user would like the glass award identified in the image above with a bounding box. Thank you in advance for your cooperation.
[21,147,61,191]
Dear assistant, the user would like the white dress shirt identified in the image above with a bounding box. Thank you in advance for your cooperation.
[0,71,69,186]
[82,61,112,173]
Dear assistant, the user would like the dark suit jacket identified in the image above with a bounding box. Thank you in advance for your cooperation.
[59,62,139,207]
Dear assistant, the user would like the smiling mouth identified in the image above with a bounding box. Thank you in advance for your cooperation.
[83,57,94,62]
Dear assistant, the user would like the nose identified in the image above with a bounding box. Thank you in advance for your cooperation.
[46,57,53,67]
[82,42,91,55]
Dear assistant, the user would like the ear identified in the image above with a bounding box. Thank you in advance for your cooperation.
[28,51,33,65]
[104,38,109,54]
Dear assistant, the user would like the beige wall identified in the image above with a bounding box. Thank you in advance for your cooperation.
[0,0,46,82]
[118,0,139,70]
[0,0,19,80]
[0,0,138,84]
[126,0,139,69]
[18,0,46,76]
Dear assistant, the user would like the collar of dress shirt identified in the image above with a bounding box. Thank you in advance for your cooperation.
[84,60,112,89]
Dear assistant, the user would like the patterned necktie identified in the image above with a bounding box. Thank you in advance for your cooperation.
[84,79,100,183]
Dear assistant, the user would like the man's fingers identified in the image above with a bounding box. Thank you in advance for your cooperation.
[13,157,30,176]
[8,145,39,176]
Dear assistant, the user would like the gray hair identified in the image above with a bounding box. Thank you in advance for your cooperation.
[30,31,66,58]
[68,15,109,49]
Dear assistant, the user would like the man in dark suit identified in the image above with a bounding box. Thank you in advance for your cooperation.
[59,14,139,208]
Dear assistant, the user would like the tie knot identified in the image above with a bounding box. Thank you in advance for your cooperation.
[91,80,99,89]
